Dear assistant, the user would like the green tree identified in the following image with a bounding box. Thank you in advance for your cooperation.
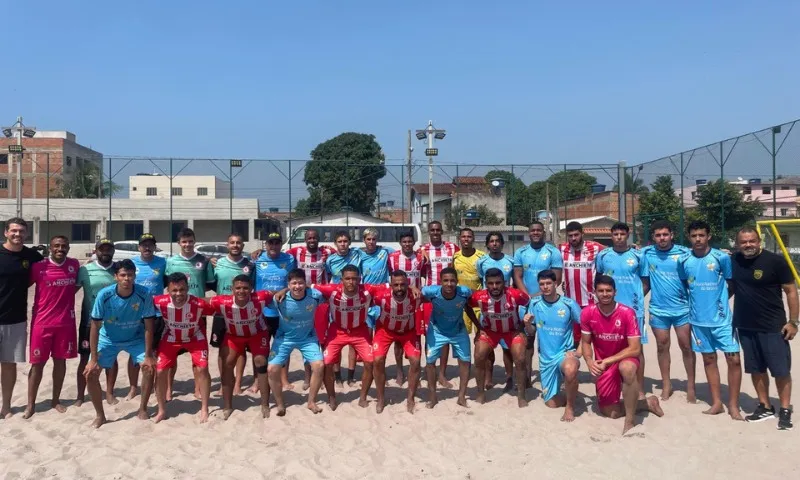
[694,179,765,245]
[444,203,502,232]
[636,175,682,234]
[484,170,534,226]
[612,171,649,195]
[546,170,597,202]
[53,160,121,198]
[296,132,386,216]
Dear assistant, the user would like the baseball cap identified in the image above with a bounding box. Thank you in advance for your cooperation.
[266,232,283,242]
[139,233,157,244]
[95,238,114,249]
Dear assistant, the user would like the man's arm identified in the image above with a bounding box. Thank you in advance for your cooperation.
[641,276,651,297]
[782,282,799,341]
[142,316,156,367]
[513,266,529,296]
[552,268,563,287]
[464,304,481,332]
[727,279,735,298]
[601,336,642,367]
[580,333,598,374]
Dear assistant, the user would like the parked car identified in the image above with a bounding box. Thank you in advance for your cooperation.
[90,241,171,261]
[195,243,229,259]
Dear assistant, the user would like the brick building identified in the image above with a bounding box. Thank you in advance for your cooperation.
[562,191,640,225]
[0,130,103,200]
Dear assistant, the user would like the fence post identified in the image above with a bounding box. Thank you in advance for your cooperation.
[401,164,405,225]
[772,127,778,219]
[510,164,515,251]
[618,161,627,227]
[169,158,173,255]
[679,152,685,245]
[108,156,112,239]
[46,153,50,241]
[288,160,293,240]
[719,141,725,237]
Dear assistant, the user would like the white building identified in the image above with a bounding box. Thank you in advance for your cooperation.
[677,177,800,218]
[409,176,508,227]
[129,174,231,199]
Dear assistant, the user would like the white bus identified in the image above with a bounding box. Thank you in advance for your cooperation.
[283,223,422,252]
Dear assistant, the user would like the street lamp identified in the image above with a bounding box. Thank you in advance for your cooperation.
[415,120,446,224]
[2,116,37,218]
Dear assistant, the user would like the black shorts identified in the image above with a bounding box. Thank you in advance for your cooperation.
[78,323,91,356]
[739,329,792,378]
[210,316,226,348]
[526,330,536,350]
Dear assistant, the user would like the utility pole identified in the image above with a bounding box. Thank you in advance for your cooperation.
[2,117,37,218]
[415,121,446,224]
[406,130,413,223]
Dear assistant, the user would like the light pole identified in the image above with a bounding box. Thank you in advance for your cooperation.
[229,159,242,232]
[3,116,37,218]
[415,121,445,224]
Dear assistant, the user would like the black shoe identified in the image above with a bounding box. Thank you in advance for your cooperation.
[777,408,793,431]
[745,403,775,422]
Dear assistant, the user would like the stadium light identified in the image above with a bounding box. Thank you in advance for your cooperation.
[414,120,446,225]
[2,116,37,218]
[2,128,12,138]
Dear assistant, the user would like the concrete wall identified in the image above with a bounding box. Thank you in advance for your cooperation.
[129,175,230,199]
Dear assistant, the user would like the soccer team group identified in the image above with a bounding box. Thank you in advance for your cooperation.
[0,215,797,434]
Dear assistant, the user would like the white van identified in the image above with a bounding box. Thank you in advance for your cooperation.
[283,223,422,252]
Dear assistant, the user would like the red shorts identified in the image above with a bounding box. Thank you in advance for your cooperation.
[226,331,270,357]
[478,330,526,349]
[572,323,582,348]
[314,303,331,346]
[415,303,431,336]
[596,357,640,407]
[157,338,209,371]
[372,328,421,359]
[29,325,77,364]
[323,326,374,365]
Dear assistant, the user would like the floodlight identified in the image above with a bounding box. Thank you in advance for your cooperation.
[434,132,446,140]
[23,129,36,138]
[2,128,11,138]
[490,178,506,188]
[415,131,427,140]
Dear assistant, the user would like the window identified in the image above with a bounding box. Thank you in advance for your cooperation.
[781,208,789,217]
[742,186,751,195]
[146,187,157,196]
[0,179,7,189]
[65,156,72,167]
[0,154,7,165]
[691,191,697,200]
[197,187,208,196]
[132,187,137,191]
[71,223,91,242]
[172,187,183,196]
[762,187,771,194]
[124,223,143,240]
[781,186,790,190]
[171,222,186,242]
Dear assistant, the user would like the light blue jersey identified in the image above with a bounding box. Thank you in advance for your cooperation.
[513,243,562,294]
[421,285,473,337]
[595,248,646,320]
[475,254,515,286]
[526,295,582,362]
[91,284,157,345]
[360,247,394,285]
[325,248,363,284]
[271,288,323,340]
[132,256,167,298]
[255,251,297,317]
[641,244,691,317]
[678,249,733,328]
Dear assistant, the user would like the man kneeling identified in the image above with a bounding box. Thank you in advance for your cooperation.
[580,275,664,435]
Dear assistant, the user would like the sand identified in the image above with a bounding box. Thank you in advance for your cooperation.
[1,289,798,480]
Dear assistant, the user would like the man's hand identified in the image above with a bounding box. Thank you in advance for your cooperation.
[210,257,219,267]
[409,287,421,300]
[523,313,534,324]
[782,322,798,341]
[589,359,606,377]
[273,288,289,303]
[83,358,100,378]
[250,249,261,260]
[141,355,157,372]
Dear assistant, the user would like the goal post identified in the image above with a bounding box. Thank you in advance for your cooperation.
[756,219,800,287]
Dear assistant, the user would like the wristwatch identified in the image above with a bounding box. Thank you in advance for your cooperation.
[789,319,799,327]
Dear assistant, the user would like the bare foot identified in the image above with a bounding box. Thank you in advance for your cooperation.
[233,383,243,395]
[213,389,223,397]
[426,397,438,409]
[647,396,664,417]
[686,389,697,404]
[74,399,84,408]
[484,383,493,390]
[518,398,529,408]
[335,379,344,388]
[261,405,270,418]
[561,407,576,422]
[23,407,34,419]
[358,398,369,408]
[154,411,167,423]
[457,396,468,408]
[126,388,137,401]
[194,390,201,400]
[476,392,486,405]
[729,406,744,421]
[302,381,310,391]
[105,394,119,406]
[525,378,532,389]
[438,377,453,389]
[307,402,322,414]
[660,385,672,401]
[407,399,415,414]
[502,378,514,393]
[703,403,725,415]
[137,409,150,420]
[223,408,234,420]
[91,415,107,428]
[166,391,173,402]
[51,402,67,413]
[395,371,405,386]
[328,397,338,411]
[1,408,12,419]
[276,406,286,417]
[347,380,357,387]
[282,383,294,391]
[247,384,259,395]
[199,411,209,423]
[622,420,636,435]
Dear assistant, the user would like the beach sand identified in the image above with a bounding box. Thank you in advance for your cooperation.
[1,289,798,480]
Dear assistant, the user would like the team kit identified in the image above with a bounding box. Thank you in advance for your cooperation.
[0,216,796,434]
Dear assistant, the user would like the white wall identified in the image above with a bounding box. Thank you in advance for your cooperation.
[129,175,230,199]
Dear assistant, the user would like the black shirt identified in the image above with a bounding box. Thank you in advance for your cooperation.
[0,244,44,325]
[732,250,794,332]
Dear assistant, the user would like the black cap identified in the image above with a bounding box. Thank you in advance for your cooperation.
[95,238,114,249]
[139,233,157,244]
[266,232,283,242]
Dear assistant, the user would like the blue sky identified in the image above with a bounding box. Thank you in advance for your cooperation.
[3,1,799,208]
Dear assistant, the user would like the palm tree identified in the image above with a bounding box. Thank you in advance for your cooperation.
[613,171,649,195]
[53,159,122,198]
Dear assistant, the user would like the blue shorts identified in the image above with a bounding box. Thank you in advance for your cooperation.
[539,352,568,402]
[637,317,649,345]
[268,336,323,365]
[366,306,380,329]
[426,328,471,364]
[691,324,740,354]
[96,339,147,370]
[650,313,690,331]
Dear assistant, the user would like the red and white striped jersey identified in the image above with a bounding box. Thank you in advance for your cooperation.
[558,240,605,307]
[153,294,216,343]
[210,291,274,337]
[388,250,426,289]
[315,284,380,330]
[468,288,530,333]
[372,289,420,334]
[286,245,335,284]
[420,242,459,287]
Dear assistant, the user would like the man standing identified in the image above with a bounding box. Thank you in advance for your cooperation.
[469,268,531,407]
[733,226,798,430]
[129,233,167,400]
[678,220,742,420]
[84,259,157,428]
[420,268,476,408]
[360,227,394,285]
[522,270,582,421]
[580,275,664,435]
[25,235,78,418]
[641,220,696,402]
[419,220,459,388]
[388,231,426,384]
[0,218,43,419]
[153,273,215,423]
[371,271,422,414]
[452,227,485,337]
[267,269,326,416]
[75,239,116,407]
[513,221,562,386]
[595,222,649,397]
[559,221,605,347]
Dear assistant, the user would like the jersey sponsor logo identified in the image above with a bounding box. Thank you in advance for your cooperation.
[614,319,621,327]
[279,263,287,269]
[557,309,566,318]
[564,261,593,269]
[243,266,250,273]
[306,304,314,311]
[706,262,716,271]
[626,258,636,266]
[68,265,76,273]
[605,269,615,276]
[502,264,511,272]
[670,254,680,262]
[132,303,140,311]
[33,348,41,357]
[22,260,29,269]
[754,269,763,280]
[540,252,550,259]
[195,262,204,269]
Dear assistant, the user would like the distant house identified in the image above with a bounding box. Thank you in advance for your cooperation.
[409,176,507,228]
[558,216,619,246]
[678,177,800,218]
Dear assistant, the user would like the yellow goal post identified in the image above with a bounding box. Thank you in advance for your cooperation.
[756,219,800,287]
